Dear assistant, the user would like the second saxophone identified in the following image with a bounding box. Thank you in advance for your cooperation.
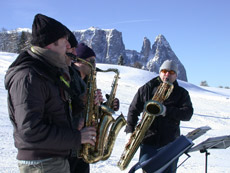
[117,80,174,170]
[79,58,126,163]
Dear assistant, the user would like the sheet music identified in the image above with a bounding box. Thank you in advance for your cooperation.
[185,126,211,141]
[189,135,230,152]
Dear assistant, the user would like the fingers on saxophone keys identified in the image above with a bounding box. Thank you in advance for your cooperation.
[88,127,97,145]
[91,136,96,141]
[86,135,96,145]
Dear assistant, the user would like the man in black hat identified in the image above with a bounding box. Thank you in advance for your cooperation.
[4,13,96,173]
[125,60,193,173]
[73,43,119,112]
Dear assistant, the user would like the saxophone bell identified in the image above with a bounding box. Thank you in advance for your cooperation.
[145,100,164,116]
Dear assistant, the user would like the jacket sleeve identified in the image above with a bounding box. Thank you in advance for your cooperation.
[166,88,193,122]
[10,69,81,151]
[125,87,146,133]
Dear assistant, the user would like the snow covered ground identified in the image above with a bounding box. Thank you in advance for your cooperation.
[0,52,230,173]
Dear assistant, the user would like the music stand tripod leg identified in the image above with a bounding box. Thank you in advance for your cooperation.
[200,149,210,173]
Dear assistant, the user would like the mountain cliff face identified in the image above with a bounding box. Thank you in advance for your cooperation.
[73,27,127,64]
[145,35,187,81]
[0,27,187,81]
[74,28,187,81]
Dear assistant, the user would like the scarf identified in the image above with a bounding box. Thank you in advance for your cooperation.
[31,46,70,79]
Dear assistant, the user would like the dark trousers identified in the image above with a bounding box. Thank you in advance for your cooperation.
[139,144,178,173]
[68,157,89,173]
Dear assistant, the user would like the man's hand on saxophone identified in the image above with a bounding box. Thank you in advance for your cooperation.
[95,89,120,111]
[105,94,120,111]
[94,89,104,106]
[80,127,97,146]
[112,98,120,111]
[77,118,84,131]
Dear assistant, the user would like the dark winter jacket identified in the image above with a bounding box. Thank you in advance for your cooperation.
[4,50,82,160]
[69,63,87,127]
[125,76,193,148]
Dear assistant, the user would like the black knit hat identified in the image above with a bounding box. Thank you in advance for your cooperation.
[65,27,78,48]
[75,43,96,59]
[31,13,69,47]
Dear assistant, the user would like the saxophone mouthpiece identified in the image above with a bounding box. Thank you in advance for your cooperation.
[66,53,77,61]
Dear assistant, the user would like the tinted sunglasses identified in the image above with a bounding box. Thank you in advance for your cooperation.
[160,69,176,75]
[86,58,96,65]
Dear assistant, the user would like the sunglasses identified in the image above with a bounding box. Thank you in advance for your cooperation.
[160,69,176,75]
[86,58,96,65]
[80,58,96,67]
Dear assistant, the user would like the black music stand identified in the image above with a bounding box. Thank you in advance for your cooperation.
[128,135,193,173]
[185,126,211,141]
[189,135,230,173]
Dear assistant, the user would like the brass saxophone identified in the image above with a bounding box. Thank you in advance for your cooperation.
[79,58,126,163]
[117,80,174,170]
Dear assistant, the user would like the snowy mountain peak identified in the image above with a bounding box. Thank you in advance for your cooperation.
[85,27,117,33]
[89,26,98,29]
[8,28,31,33]
[141,34,188,81]
[154,34,171,50]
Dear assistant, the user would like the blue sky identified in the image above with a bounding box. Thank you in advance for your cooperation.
[1,0,230,87]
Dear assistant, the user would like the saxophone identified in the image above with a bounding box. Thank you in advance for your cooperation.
[79,58,126,163]
[117,80,174,170]
[97,68,127,161]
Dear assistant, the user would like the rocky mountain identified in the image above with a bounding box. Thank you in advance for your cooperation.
[145,35,187,81]
[73,27,187,81]
[73,27,127,64]
[0,27,187,81]
[0,28,32,53]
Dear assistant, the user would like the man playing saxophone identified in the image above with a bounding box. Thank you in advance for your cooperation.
[73,43,119,111]
[124,60,193,173]
[67,43,120,173]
